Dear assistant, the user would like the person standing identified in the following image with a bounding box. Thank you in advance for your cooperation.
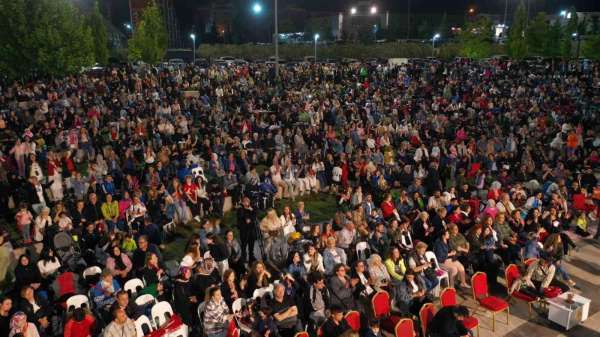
[236,197,257,263]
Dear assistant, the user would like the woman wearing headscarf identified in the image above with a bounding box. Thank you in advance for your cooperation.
[15,255,42,291]
[9,312,40,337]
[105,245,132,284]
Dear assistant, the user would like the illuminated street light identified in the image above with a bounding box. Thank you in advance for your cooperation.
[432,33,440,56]
[370,6,377,14]
[350,7,357,15]
[468,8,475,14]
[314,33,319,62]
[572,32,578,37]
[252,3,262,14]
[190,33,196,64]
[124,23,132,30]
[566,12,572,19]
[560,10,567,17]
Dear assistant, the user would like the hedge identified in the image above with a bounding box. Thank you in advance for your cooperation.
[196,42,505,60]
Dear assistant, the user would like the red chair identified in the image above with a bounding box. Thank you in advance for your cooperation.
[394,318,416,337]
[226,319,240,337]
[344,310,360,332]
[524,258,537,266]
[418,303,435,337]
[505,264,536,318]
[440,288,480,336]
[294,332,309,337]
[372,290,401,332]
[471,272,509,332]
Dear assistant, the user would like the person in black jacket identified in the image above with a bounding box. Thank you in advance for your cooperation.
[236,197,258,263]
[18,286,51,334]
[14,255,42,290]
[110,290,143,320]
[206,233,229,274]
[131,235,162,273]
[173,267,196,326]
[83,193,103,224]
[321,305,350,337]
[428,305,471,337]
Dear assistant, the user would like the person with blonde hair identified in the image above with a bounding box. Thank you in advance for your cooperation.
[323,236,347,275]
[367,253,391,290]
[260,209,283,238]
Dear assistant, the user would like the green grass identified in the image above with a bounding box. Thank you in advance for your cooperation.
[161,193,338,260]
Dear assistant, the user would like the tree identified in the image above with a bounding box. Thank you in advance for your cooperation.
[507,1,527,59]
[560,7,578,58]
[582,35,600,59]
[88,0,109,64]
[128,0,168,64]
[0,0,94,79]
[458,17,493,58]
[526,12,549,56]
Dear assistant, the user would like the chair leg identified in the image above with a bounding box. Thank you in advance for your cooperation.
[492,311,495,332]
[506,307,510,325]
[476,324,480,337]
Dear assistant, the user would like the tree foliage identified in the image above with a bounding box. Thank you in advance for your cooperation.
[507,1,528,59]
[88,1,109,64]
[526,12,550,56]
[458,17,493,59]
[560,7,578,58]
[582,35,600,59]
[0,0,94,79]
[128,0,168,64]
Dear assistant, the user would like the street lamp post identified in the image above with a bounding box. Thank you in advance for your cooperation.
[503,0,508,26]
[314,34,319,62]
[432,33,440,56]
[190,34,196,64]
[253,1,278,78]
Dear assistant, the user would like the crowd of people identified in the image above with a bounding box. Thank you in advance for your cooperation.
[0,56,597,337]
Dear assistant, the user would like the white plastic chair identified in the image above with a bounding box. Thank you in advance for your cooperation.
[134,315,154,337]
[66,294,90,310]
[124,278,145,297]
[252,284,274,299]
[135,294,155,307]
[425,251,449,297]
[355,241,369,260]
[82,266,102,279]
[151,301,174,328]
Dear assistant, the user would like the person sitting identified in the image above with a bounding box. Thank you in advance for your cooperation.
[328,263,356,311]
[92,270,121,315]
[103,307,136,337]
[320,305,350,337]
[428,305,471,337]
[395,270,432,316]
[270,283,302,337]
[512,254,570,299]
[63,307,96,337]
[109,291,142,321]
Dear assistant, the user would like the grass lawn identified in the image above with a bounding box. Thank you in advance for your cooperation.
[161,193,338,260]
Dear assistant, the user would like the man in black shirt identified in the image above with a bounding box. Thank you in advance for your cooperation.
[270,283,301,337]
[321,305,350,337]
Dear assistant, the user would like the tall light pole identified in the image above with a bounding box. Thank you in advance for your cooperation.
[503,0,509,26]
[314,33,319,62]
[432,33,440,56]
[253,2,278,78]
[190,33,196,64]
[274,0,279,79]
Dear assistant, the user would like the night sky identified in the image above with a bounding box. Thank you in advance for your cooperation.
[108,0,600,30]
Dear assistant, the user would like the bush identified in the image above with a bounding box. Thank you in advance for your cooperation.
[198,42,463,60]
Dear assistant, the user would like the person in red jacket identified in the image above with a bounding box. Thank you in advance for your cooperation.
[64,308,95,337]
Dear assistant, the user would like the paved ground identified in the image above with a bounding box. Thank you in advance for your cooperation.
[449,233,600,337]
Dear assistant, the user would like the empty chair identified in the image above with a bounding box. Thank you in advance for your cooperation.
[135,294,156,307]
[471,272,509,332]
[344,310,360,332]
[151,301,174,328]
[124,278,145,297]
[294,332,309,337]
[66,294,89,311]
[419,303,435,337]
[134,315,154,337]
[371,290,401,333]
[394,318,416,337]
[424,251,449,297]
[82,266,102,285]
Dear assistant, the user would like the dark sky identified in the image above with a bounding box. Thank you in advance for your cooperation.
[108,0,600,28]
